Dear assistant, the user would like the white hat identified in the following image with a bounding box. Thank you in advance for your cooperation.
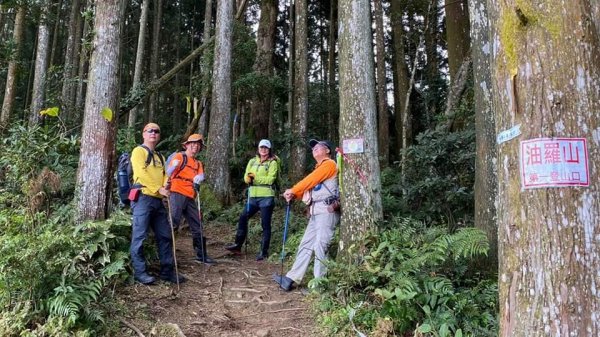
[258,139,272,149]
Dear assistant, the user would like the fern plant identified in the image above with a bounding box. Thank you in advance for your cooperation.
[314,217,498,337]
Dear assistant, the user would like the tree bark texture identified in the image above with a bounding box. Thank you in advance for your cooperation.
[445,0,470,81]
[76,0,122,221]
[30,0,51,127]
[390,0,410,160]
[469,0,497,269]
[338,0,383,257]
[1,5,26,129]
[203,0,213,42]
[206,0,233,204]
[128,0,150,128]
[373,0,389,167]
[327,0,338,143]
[290,0,308,182]
[148,0,163,122]
[489,1,600,335]
[249,0,277,141]
[61,0,82,122]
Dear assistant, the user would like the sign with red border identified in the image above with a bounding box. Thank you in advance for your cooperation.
[520,138,589,189]
[519,138,590,189]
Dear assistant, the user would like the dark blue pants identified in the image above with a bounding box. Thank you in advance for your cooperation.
[169,192,203,240]
[236,197,274,254]
[130,194,174,277]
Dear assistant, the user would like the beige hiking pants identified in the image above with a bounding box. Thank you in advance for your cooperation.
[286,212,339,283]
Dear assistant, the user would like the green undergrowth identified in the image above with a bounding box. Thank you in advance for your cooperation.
[0,124,131,336]
[311,218,498,337]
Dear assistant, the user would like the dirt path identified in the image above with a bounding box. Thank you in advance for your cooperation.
[116,223,318,337]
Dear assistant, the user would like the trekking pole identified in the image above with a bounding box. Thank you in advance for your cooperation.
[166,196,180,292]
[195,192,207,279]
[280,201,291,278]
[245,187,251,258]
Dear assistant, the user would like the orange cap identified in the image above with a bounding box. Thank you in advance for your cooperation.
[183,133,204,144]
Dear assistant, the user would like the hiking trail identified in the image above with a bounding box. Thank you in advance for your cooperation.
[116,222,318,337]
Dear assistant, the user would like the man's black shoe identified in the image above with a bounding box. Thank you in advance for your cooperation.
[225,243,242,254]
[195,255,217,265]
[160,273,187,284]
[272,273,294,291]
[134,273,156,285]
[256,253,267,261]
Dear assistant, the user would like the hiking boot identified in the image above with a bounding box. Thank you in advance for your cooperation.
[194,238,217,265]
[272,273,294,291]
[225,243,242,254]
[256,253,268,261]
[160,273,187,284]
[134,273,156,285]
[195,254,217,265]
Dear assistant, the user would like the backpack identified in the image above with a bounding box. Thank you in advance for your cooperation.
[116,145,165,206]
[166,151,188,179]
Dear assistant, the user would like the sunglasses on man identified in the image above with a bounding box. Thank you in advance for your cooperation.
[145,129,160,134]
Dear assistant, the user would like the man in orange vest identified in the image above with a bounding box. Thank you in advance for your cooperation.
[167,134,216,265]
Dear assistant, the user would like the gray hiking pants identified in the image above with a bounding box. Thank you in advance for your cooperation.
[286,212,339,283]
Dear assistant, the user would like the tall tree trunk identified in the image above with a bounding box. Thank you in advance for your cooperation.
[148,0,163,122]
[489,1,600,335]
[172,0,183,132]
[206,0,233,204]
[469,0,496,269]
[1,5,26,130]
[75,8,91,115]
[338,0,383,259]
[30,1,51,126]
[289,0,308,182]
[0,4,4,37]
[61,0,82,122]
[390,0,409,160]
[127,0,150,127]
[326,0,338,143]
[373,0,389,167]
[76,0,122,221]
[287,1,295,135]
[249,0,277,141]
[424,3,440,123]
[196,0,213,136]
[444,0,470,81]
[49,0,64,67]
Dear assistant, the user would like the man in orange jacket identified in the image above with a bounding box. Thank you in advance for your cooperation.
[273,139,340,291]
[167,134,216,265]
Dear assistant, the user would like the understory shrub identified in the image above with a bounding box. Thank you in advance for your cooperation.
[314,217,498,337]
[0,123,131,335]
[384,127,476,225]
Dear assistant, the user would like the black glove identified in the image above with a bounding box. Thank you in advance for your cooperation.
[194,183,200,192]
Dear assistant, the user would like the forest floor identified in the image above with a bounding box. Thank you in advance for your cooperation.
[115,222,319,337]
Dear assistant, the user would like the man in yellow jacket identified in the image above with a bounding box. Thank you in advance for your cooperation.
[129,123,185,285]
